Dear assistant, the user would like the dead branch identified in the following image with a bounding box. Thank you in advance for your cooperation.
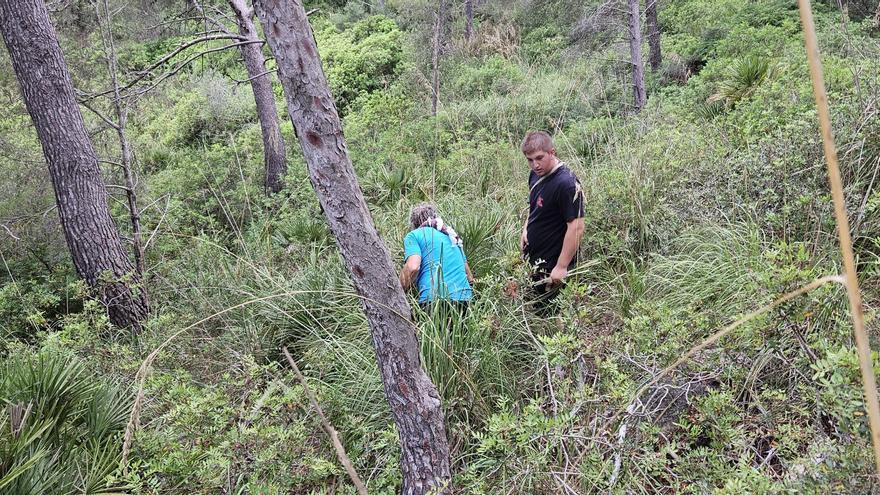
[282,347,368,495]
[127,40,265,99]
[79,34,248,102]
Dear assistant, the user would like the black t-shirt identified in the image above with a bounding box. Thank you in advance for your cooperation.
[525,164,584,272]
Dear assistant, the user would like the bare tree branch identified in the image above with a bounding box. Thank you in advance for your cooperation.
[127,40,265,99]
[79,33,248,102]
[232,68,277,86]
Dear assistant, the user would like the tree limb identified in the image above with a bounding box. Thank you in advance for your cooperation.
[79,34,248,102]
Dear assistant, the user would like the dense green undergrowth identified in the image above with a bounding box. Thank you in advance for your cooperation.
[2,0,880,493]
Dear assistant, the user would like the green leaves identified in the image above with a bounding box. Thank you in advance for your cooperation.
[0,352,132,495]
[709,55,774,107]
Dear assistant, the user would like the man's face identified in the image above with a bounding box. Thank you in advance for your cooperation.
[525,148,557,177]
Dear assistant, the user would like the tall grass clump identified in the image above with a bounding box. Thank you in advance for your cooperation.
[647,224,767,318]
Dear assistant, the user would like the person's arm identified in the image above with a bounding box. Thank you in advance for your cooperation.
[399,255,422,291]
[465,262,475,285]
[520,220,529,253]
[549,218,584,284]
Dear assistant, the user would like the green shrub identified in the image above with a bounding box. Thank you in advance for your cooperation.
[709,55,774,107]
[0,350,131,494]
[315,15,404,114]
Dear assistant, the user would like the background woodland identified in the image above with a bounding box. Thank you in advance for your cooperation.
[3,0,880,493]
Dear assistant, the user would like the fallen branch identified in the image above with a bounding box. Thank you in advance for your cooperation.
[282,347,368,495]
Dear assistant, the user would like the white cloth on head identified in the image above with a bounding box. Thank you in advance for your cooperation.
[420,217,463,248]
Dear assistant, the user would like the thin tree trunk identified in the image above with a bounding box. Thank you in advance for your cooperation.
[645,0,661,71]
[875,1,880,29]
[628,0,647,111]
[252,1,452,493]
[0,0,149,329]
[464,0,474,41]
[95,0,148,290]
[228,0,288,195]
[431,0,447,116]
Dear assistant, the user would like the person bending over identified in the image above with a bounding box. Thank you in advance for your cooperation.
[520,131,585,312]
[400,203,474,312]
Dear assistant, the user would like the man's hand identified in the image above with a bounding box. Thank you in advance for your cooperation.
[549,265,568,285]
[520,227,529,253]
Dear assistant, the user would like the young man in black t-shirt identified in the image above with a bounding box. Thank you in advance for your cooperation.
[519,131,585,312]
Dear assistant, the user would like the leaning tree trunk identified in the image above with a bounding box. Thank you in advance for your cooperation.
[252,1,452,494]
[628,0,647,111]
[430,0,447,116]
[645,0,661,71]
[464,0,474,41]
[229,0,287,195]
[0,0,149,330]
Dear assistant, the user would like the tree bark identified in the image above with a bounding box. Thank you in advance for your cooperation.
[228,0,288,195]
[645,0,661,71]
[628,0,647,111]
[464,0,474,41]
[431,0,447,116]
[252,1,452,494]
[0,0,149,329]
[875,2,880,30]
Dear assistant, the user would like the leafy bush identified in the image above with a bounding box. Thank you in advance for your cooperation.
[314,15,404,114]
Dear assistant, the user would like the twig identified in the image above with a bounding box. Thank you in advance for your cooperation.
[79,99,119,130]
[189,0,235,36]
[126,40,264,99]
[0,224,20,241]
[232,68,277,85]
[282,347,368,495]
[798,0,880,474]
[609,402,636,486]
[144,195,171,251]
[79,34,247,102]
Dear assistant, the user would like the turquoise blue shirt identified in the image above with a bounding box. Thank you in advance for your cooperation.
[403,227,472,303]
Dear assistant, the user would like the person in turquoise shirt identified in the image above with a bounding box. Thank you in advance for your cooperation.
[399,203,474,309]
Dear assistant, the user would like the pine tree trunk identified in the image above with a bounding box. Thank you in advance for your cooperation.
[0,0,149,329]
[645,0,662,71]
[464,0,474,41]
[431,0,447,116]
[252,1,452,494]
[628,0,647,111]
[228,0,287,195]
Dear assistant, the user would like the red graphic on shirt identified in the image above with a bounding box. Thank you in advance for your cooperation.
[537,196,544,208]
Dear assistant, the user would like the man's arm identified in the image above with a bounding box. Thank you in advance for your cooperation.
[520,220,529,253]
[549,218,584,284]
[399,255,422,291]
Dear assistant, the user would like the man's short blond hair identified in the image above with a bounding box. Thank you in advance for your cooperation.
[521,131,555,154]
